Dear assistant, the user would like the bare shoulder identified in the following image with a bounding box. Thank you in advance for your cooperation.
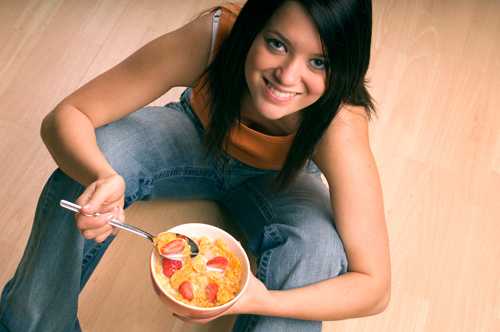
[317,105,370,154]
[313,105,372,180]
[333,105,370,135]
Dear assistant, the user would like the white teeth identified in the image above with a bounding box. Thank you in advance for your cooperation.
[266,81,296,98]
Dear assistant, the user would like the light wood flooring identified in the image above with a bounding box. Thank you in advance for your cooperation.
[0,0,499,331]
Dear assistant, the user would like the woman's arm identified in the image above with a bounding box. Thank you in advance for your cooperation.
[253,106,390,320]
[179,106,391,323]
[41,12,214,186]
[276,106,389,320]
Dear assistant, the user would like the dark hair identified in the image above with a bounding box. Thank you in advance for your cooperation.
[204,0,375,189]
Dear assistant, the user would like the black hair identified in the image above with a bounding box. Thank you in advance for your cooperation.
[204,0,375,189]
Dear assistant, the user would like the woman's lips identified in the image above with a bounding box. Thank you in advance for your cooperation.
[263,77,299,103]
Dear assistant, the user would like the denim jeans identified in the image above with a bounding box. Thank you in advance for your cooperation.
[0,89,347,332]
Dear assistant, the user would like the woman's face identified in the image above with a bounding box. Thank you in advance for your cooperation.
[244,1,327,123]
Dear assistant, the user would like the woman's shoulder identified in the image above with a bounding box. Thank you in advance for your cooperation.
[337,105,370,123]
[327,105,370,142]
[312,104,371,174]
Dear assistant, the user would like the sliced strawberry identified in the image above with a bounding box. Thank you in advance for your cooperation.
[205,282,219,303]
[162,258,182,277]
[179,281,194,301]
[160,239,185,255]
[206,256,229,271]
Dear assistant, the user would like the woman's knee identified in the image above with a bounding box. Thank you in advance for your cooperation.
[93,106,205,202]
[94,107,163,201]
[94,108,155,177]
[302,218,348,276]
[260,215,348,290]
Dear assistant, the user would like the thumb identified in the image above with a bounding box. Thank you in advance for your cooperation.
[80,182,112,214]
[77,182,97,213]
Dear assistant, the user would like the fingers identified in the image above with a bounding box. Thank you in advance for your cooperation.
[77,211,114,242]
[73,175,125,242]
[79,183,113,215]
[81,221,113,240]
[75,182,96,211]
[77,174,125,215]
[94,228,114,243]
[75,196,124,242]
[111,206,125,236]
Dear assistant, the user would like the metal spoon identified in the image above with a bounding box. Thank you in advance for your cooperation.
[59,199,199,259]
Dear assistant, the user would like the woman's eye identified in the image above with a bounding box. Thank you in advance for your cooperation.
[266,38,286,52]
[310,58,326,70]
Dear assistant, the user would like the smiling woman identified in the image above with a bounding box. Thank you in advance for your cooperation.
[243,3,328,120]
[202,0,375,188]
[0,0,389,331]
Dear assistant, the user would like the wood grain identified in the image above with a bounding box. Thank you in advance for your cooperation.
[0,0,498,331]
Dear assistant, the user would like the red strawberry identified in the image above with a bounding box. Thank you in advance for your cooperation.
[162,258,182,277]
[205,282,219,303]
[160,239,185,255]
[206,256,229,271]
[179,281,194,301]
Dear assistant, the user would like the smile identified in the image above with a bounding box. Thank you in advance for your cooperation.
[263,78,298,102]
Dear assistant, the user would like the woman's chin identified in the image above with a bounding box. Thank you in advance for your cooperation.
[254,99,290,120]
[256,107,286,121]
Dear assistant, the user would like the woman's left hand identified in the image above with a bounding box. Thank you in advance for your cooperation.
[173,272,270,324]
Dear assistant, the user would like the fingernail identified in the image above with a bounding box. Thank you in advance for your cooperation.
[83,204,92,210]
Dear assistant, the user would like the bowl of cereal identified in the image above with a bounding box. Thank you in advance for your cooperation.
[150,223,250,318]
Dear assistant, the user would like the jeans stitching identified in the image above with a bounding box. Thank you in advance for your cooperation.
[154,167,215,180]
[153,166,222,191]
[178,88,206,135]
[81,245,101,271]
[240,224,285,332]
[244,182,275,222]
[230,182,277,332]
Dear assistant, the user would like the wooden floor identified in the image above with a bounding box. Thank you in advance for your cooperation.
[1,0,499,331]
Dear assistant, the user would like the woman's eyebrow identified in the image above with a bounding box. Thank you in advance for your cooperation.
[266,29,325,58]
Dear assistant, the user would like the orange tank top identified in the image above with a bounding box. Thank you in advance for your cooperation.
[190,4,295,170]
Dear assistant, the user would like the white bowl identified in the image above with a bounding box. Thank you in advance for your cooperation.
[150,223,250,318]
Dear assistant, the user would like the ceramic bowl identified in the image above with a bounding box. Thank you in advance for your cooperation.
[150,223,250,318]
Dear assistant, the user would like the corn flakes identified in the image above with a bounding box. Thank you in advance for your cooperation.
[153,234,243,307]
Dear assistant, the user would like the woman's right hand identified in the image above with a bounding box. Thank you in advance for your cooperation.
[75,173,126,243]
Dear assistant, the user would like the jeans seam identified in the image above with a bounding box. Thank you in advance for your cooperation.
[243,182,275,222]
[178,88,206,135]
[153,166,214,180]
[239,224,284,332]
[229,181,279,332]
[153,166,222,191]
[81,243,103,273]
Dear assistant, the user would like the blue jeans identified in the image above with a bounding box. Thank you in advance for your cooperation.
[0,89,347,332]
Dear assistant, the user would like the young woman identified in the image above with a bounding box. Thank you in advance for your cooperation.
[0,0,390,331]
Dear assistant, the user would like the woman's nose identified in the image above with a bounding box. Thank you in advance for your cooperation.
[273,57,302,86]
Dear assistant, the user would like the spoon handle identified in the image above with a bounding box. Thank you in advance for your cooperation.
[59,200,154,241]
[107,218,154,241]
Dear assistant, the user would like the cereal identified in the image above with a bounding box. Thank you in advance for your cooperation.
[153,234,243,307]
